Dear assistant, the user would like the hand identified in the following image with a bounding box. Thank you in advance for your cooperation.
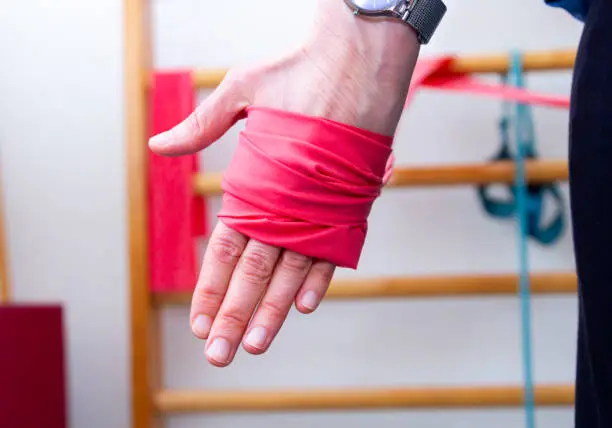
[149,0,419,367]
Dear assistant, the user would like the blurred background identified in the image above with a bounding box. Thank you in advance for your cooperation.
[0,0,582,427]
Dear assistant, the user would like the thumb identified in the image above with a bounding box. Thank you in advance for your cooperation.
[149,70,251,156]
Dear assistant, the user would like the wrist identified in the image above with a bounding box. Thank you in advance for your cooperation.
[301,0,420,135]
[312,0,420,73]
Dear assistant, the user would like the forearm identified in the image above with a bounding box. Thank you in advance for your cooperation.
[303,0,421,135]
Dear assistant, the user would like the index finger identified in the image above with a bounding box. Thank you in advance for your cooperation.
[190,222,248,339]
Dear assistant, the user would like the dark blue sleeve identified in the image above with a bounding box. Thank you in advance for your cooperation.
[545,0,589,21]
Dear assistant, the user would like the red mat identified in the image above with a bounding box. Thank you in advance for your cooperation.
[0,305,66,428]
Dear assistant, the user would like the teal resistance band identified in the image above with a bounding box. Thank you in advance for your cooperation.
[510,51,536,428]
[477,65,566,246]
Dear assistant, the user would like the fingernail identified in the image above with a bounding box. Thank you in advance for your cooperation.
[301,291,319,311]
[207,338,231,364]
[149,131,170,148]
[245,326,267,349]
[148,135,162,147]
[192,315,212,338]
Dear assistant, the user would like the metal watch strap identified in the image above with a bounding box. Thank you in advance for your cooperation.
[402,0,447,44]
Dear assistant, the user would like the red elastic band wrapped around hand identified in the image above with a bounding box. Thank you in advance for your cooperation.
[218,107,393,269]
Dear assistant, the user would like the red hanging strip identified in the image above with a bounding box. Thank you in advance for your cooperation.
[405,56,571,109]
[148,71,206,292]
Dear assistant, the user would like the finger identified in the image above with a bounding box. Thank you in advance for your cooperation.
[190,223,248,340]
[149,69,251,156]
[295,260,336,314]
[205,240,281,367]
[242,250,312,354]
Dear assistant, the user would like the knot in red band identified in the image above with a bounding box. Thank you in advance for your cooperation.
[218,107,393,269]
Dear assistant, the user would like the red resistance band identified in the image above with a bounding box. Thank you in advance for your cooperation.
[219,107,392,269]
[406,56,570,109]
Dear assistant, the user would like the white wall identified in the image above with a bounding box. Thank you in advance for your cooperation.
[1,1,583,427]
[0,1,128,428]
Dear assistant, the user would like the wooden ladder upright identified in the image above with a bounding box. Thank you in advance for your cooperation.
[124,1,578,426]
[0,170,11,304]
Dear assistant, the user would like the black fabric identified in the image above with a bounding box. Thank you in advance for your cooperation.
[570,0,612,426]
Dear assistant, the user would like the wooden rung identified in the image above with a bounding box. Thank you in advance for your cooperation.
[387,160,568,188]
[152,272,576,306]
[155,384,574,413]
[447,48,575,74]
[189,49,576,89]
[193,172,223,197]
[192,160,568,197]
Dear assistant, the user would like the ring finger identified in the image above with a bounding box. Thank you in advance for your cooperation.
[242,250,312,354]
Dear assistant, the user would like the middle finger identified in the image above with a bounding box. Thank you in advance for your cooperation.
[205,239,280,367]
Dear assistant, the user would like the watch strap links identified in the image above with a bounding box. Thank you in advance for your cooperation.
[402,0,447,44]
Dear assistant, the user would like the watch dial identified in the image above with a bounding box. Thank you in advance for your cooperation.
[351,0,402,11]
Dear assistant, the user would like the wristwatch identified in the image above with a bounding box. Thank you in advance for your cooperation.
[344,0,447,44]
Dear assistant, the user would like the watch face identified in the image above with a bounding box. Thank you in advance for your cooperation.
[351,0,402,11]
